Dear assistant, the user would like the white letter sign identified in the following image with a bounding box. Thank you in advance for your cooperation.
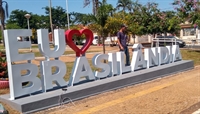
[92,54,110,79]
[131,44,147,71]
[41,60,67,91]
[68,57,95,86]
[37,29,65,58]
[9,63,41,100]
[4,29,34,62]
[172,45,182,62]
[3,29,184,100]
[116,52,131,74]
[144,47,159,68]
[158,47,170,65]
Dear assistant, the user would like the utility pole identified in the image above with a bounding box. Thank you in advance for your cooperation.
[49,0,54,45]
[66,0,70,29]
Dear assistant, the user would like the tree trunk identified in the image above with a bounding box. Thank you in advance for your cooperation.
[102,36,105,54]
[92,0,95,15]
[102,36,106,63]
[91,0,99,15]
[153,33,155,38]
[164,32,167,37]
[110,35,113,47]
[132,34,135,44]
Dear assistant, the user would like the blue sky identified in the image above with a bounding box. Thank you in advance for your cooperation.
[6,0,175,15]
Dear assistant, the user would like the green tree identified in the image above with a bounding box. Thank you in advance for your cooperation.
[105,12,127,36]
[43,6,68,29]
[6,10,45,29]
[96,0,113,28]
[172,0,200,23]
[116,0,132,12]
[7,10,29,28]
[5,23,21,29]
[157,11,181,34]
[70,12,96,26]
[96,0,114,54]
[130,2,161,36]
[36,15,49,29]
[190,11,200,27]
[172,0,200,32]
[128,2,180,37]
[6,10,49,44]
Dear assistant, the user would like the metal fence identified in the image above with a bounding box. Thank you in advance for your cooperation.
[151,38,177,47]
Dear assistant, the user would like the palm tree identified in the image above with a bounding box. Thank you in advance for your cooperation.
[96,0,114,55]
[116,0,132,12]
[0,0,8,46]
[131,0,141,13]
[84,0,99,16]
[83,0,114,55]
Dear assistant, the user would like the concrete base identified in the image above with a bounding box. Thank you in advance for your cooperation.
[0,60,194,114]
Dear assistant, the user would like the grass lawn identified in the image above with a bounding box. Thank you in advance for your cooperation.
[0,49,199,114]
[180,49,200,66]
[0,44,54,49]
[19,50,100,57]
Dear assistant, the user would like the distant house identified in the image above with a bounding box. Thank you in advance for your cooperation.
[179,21,199,43]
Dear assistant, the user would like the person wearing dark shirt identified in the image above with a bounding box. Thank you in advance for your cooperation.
[117,24,130,66]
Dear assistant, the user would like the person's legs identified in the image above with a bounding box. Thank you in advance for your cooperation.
[124,46,130,66]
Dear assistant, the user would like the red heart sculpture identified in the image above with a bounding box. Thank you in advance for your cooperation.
[65,29,94,57]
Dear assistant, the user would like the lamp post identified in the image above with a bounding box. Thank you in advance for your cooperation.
[66,0,70,29]
[24,13,32,52]
[49,0,54,45]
